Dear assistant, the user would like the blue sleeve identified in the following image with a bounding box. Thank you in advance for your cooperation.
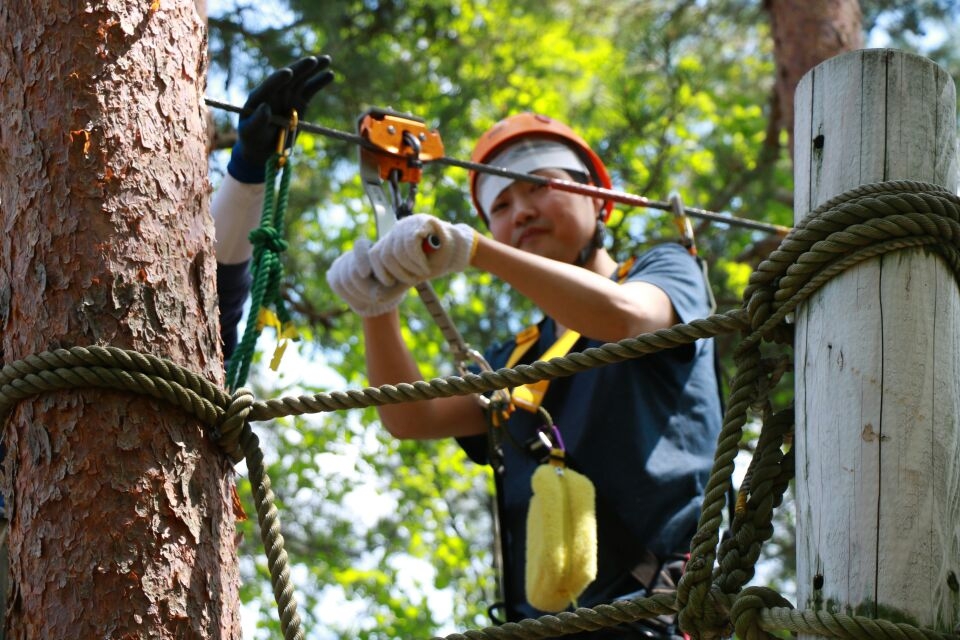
[628,243,712,324]
[217,260,252,360]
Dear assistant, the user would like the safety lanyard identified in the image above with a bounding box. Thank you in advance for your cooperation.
[504,257,636,414]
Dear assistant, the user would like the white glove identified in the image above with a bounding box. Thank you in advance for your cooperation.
[326,238,410,317]
[368,214,477,286]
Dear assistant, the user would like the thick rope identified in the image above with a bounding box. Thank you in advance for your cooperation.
[715,407,794,596]
[429,592,680,639]
[233,389,304,640]
[2,181,960,639]
[0,314,745,426]
[677,181,960,640]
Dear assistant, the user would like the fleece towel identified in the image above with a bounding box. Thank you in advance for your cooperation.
[525,463,597,612]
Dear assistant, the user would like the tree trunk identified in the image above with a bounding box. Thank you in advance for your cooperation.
[0,2,241,638]
[765,0,864,157]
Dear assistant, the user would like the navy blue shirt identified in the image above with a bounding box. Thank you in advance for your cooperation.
[459,243,721,622]
[216,260,251,361]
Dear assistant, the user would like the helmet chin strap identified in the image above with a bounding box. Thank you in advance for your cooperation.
[574,217,607,267]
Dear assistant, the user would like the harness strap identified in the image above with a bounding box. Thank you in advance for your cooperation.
[504,325,540,370]
[503,257,637,414]
[510,329,582,412]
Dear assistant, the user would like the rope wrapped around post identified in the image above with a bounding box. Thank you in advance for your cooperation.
[676,181,960,640]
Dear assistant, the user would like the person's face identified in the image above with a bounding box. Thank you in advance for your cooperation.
[486,168,603,263]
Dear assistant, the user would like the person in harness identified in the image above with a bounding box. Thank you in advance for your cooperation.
[215,57,722,630]
[326,112,723,638]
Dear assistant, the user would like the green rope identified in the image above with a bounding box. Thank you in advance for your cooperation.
[2,181,960,639]
[225,151,296,392]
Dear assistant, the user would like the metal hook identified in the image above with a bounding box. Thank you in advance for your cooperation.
[669,191,697,255]
[402,130,422,165]
[275,109,300,167]
[396,131,423,216]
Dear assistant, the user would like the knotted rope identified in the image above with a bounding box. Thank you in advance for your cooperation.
[2,181,960,639]
[225,151,297,392]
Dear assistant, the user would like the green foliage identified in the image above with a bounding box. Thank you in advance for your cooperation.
[206,1,960,637]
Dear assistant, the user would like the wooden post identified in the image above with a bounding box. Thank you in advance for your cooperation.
[794,49,959,635]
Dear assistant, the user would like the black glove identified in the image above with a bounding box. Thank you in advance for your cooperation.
[228,55,334,183]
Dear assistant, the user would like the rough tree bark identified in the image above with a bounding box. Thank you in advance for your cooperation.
[734,0,866,267]
[0,2,241,637]
[765,0,865,157]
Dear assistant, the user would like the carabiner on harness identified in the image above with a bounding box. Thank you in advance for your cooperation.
[532,406,567,468]
[458,348,511,406]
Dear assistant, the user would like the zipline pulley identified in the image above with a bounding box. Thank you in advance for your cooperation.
[358,108,444,220]
[357,108,444,180]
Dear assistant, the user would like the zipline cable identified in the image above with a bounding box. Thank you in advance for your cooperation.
[205,98,791,237]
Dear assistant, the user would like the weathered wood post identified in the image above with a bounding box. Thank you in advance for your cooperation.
[794,49,960,635]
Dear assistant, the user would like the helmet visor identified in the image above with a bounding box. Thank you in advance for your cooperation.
[475,139,589,217]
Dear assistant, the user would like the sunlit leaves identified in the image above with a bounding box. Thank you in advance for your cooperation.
[207,2,786,637]
[207,1,959,637]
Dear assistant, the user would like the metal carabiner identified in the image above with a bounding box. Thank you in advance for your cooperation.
[669,191,697,256]
[397,131,423,216]
[387,168,419,219]
[457,348,512,412]
[275,109,300,167]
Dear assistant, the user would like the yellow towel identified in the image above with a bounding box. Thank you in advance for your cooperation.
[525,460,597,612]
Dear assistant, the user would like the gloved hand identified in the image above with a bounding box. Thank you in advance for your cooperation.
[326,238,410,317]
[368,214,477,286]
[228,55,334,183]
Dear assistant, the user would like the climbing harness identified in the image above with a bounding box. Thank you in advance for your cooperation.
[499,257,637,419]
[484,257,635,623]
[225,109,301,392]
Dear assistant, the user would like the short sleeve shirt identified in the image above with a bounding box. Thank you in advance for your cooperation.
[458,242,722,621]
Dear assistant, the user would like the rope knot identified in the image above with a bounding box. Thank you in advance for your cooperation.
[676,559,734,639]
[249,227,289,253]
[730,586,793,640]
[215,388,256,463]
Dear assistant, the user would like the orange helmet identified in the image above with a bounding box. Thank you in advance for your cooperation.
[469,113,614,224]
